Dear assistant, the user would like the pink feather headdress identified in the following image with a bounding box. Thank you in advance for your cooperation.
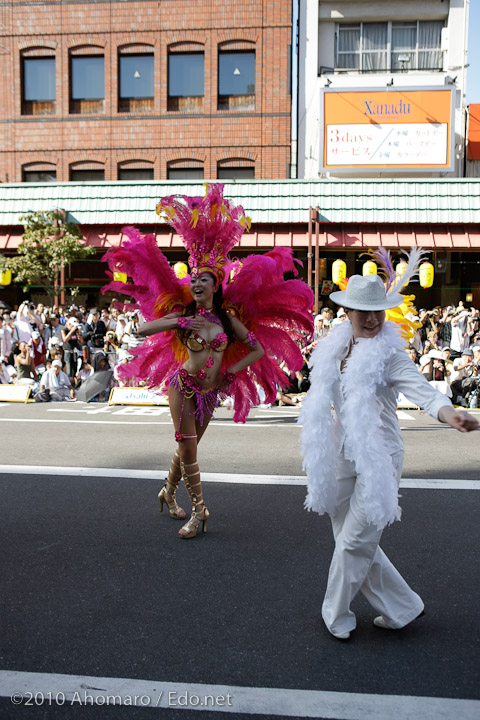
[156,183,251,283]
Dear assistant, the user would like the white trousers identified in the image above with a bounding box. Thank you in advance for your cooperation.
[322,451,424,635]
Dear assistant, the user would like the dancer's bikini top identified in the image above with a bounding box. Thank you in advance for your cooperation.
[186,332,229,353]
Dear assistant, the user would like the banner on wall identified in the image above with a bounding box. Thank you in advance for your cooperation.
[321,87,454,172]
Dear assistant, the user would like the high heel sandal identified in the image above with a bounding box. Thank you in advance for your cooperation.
[178,461,209,539]
[158,451,186,519]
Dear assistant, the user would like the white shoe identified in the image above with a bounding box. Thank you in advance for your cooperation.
[328,629,350,640]
[373,615,391,629]
[374,609,424,630]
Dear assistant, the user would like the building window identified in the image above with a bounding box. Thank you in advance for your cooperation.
[167,160,203,180]
[118,167,154,180]
[168,52,204,111]
[335,21,444,73]
[70,169,105,181]
[70,55,104,114]
[23,168,57,182]
[217,161,254,179]
[392,21,444,71]
[22,57,56,115]
[119,53,154,112]
[218,51,255,110]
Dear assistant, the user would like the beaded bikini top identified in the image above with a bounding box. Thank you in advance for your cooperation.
[186,332,229,353]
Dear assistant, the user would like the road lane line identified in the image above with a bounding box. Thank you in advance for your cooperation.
[0,670,478,719]
[0,418,298,428]
[0,465,479,490]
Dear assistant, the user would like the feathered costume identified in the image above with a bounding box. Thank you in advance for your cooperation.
[102,184,314,423]
[300,246,431,529]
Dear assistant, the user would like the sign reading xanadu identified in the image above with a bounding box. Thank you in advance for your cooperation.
[321,88,454,172]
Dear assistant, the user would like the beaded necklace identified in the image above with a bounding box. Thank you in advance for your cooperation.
[196,304,223,327]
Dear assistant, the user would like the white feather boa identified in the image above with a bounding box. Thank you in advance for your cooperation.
[299,320,405,530]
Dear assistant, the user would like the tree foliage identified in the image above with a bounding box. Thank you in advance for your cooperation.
[3,210,95,300]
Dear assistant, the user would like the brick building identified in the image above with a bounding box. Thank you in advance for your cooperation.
[0,0,293,183]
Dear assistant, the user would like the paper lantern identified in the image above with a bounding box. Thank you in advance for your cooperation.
[0,269,11,285]
[332,259,347,285]
[362,260,377,276]
[395,261,408,277]
[113,271,127,284]
[419,262,434,289]
[173,261,188,279]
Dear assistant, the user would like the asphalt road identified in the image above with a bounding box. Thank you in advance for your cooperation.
[0,402,479,720]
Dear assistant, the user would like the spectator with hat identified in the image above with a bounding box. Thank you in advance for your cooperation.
[450,348,480,406]
[38,359,75,401]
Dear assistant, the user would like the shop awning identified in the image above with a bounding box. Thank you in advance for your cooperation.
[1,224,480,250]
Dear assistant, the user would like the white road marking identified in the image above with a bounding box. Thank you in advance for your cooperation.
[0,670,477,719]
[0,418,297,428]
[0,465,479,490]
[396,410,415,420]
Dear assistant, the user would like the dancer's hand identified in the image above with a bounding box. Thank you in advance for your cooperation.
[439,406,479,432]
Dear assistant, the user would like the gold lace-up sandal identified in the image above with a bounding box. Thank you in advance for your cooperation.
[158,451,186,519]
[178,461,209,539]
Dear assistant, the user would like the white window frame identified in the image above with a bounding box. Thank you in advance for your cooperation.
[334,20,444,73]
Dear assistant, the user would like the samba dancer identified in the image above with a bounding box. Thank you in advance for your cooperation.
[103,184,313,539]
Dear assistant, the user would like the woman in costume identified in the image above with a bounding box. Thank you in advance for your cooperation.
[103,184,313,539]
[299,251,478,640]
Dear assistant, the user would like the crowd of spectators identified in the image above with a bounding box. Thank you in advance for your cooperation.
[291,302,480,409]
[0,298,479,408]
[0,300,139,402]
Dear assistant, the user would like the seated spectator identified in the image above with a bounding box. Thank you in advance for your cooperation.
[114,349,136,387]
[14,341,39,388]
[427,350,447,382]
[450,348,480,406]
[442,347,454,380]
[89,352,115,402]
[104,331,120,362]
[406,346,420,367]
[38,359,75,402]
[313,314,329,341]
[28,330,46,374]
[0,360,10,384]
[48,341,65,365]
[115,314,128,343]
[331,308,347,327]
[75,359,94,389]
[122,311,142,350]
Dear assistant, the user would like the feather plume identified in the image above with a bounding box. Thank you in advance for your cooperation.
[387,247,430,295]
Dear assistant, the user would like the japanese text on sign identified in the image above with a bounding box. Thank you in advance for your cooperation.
[326,123,448,166]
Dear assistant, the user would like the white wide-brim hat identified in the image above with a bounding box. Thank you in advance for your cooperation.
[330,275,404,311]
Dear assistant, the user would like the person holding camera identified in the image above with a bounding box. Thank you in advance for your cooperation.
[61,316,83,381]
[14,302,41,343]
[83,309,107,352]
